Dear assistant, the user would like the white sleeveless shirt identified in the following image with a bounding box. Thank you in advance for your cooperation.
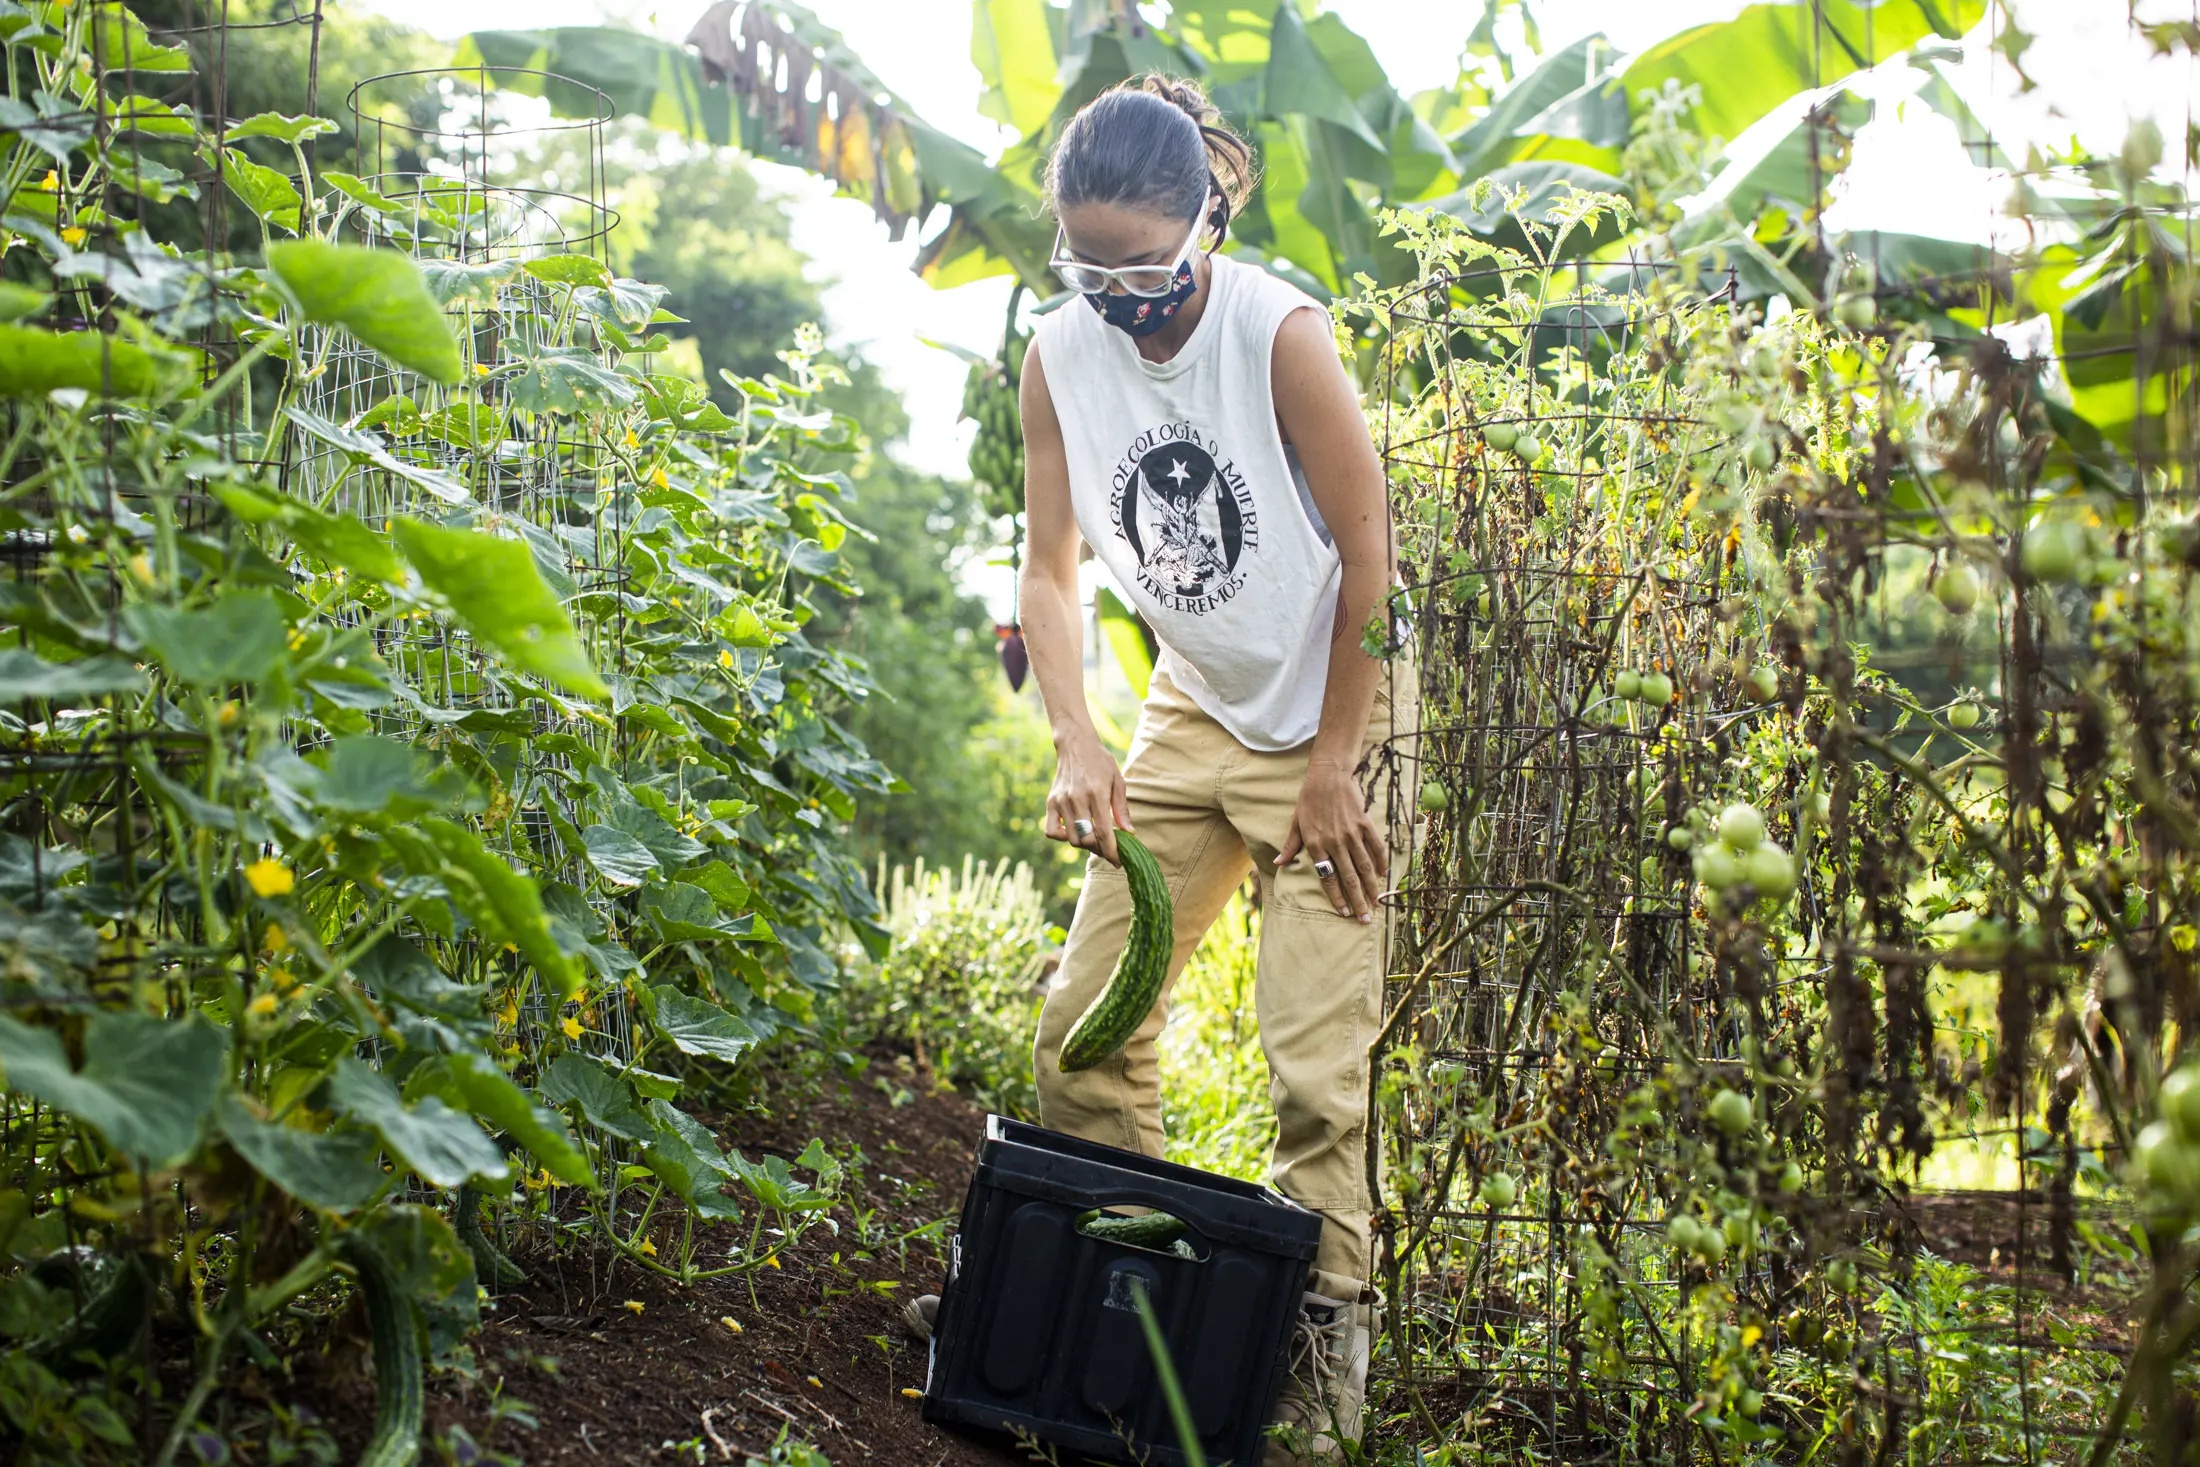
[1035,253,1340,752]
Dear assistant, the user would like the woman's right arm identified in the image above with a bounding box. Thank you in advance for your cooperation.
[1019,341,1132,865]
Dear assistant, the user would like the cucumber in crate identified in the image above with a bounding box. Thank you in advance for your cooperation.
[919,1117,1322,1467]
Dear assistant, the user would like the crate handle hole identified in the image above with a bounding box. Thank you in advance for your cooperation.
[1074,1205,1208,1261]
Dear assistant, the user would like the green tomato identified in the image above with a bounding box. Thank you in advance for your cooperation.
[1933,563,1981,615]
[1482,421,1519,453]
[1666,825,1696,852]
[2160,515,2200,568]
[1694,844,1742,891]
[1708,1088,1753,1135]
[2134,1119,2200,1199]
[1513,434,1544,465]
[1479,1172,1520,1209]
[2021,520,2084,583]
[1715,802,1767,852]
[2164,1067,2200,1142]
[1741,843,1796,900]
[1638,671,1674,707]
[1614,668,1642,700]
[1835,294,1876,329]
[1418,779,1450,814]
[1666,1215,1704,1251]
[1746,664,1780,701]
[1778,1161,1805,1194]
[1722,1212,1753,1248]
[1827,1258,1860,1295]
[1737,1388,1764,1419]
[1947,701,1982,730]
[1961,916,2010,952]
[1744,435,1776,472]
[1692,1226,1727,1263]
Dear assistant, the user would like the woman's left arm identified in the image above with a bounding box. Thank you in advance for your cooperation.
[1269,304,1393,923]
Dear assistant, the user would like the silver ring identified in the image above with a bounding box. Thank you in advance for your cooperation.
[1073,818,1095,841]
[1314,859,1337,880]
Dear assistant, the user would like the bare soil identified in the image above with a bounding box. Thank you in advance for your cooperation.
[272,1082,2134,1466]
[314,1055,1035,1467]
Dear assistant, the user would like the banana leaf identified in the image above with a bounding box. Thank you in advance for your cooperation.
[456,5,978,242]
[1619,0,1986,149]
[461,0,1986,300]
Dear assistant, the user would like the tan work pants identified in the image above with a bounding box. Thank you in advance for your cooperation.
[1032,659,1414,1303]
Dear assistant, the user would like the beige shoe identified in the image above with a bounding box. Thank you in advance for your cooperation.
[1263,1292,1369,1465]
[901,1292,939,1341]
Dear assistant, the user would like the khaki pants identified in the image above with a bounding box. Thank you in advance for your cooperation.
[1032,659,1415,1303]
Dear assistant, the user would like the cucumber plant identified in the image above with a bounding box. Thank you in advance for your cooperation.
[0,5,884,1454]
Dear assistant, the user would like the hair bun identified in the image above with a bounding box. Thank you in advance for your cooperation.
[1135,75,1257,215]
[1140,74,1218,127]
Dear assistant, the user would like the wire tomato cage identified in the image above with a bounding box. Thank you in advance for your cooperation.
[1356,61,2190,1447]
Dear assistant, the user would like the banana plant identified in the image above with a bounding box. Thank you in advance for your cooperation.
[461,2,2185,459]
[460,0,1981,299]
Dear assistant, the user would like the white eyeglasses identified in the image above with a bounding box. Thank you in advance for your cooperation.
[1050,198,1213,297]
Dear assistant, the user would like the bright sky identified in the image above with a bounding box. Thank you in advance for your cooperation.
[357,0,2190,617]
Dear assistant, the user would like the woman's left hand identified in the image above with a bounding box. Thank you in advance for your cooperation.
[1275,757,1386,923]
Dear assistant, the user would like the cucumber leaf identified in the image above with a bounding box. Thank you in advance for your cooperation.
[581,824,658,887]
[394,517,607,698]
[0,323,190,399]
[327,1056,508,1189]
[267,240,462,385]
[412,1052,594,1188]
[224,111,337,144]
[643,984,759,1065]
[0,648,143,700]
[217,1094,386,1212]
[538,1053,654,1143]
[0,1012,225,1168]
[123,592,291,687]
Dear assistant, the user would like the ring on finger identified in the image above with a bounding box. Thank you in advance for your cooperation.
[1314,858,1337,880]
[1073,818,1095,841]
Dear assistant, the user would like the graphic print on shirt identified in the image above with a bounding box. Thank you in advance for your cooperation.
[1108,423,1260,614]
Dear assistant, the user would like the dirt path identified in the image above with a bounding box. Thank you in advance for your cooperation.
[387,1058,1034,1466]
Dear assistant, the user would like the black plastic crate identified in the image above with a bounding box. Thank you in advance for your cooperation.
[921,1116,1321,1467]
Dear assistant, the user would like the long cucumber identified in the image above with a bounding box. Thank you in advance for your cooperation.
[1059,831,1172,1072]
[1078,1209,1189,1250]
[29,1250,148,1375]
[453,1186,527,1289]
[340,1233,424,1467]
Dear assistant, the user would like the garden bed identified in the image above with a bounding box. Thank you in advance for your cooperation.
[307,1057,1027,1466]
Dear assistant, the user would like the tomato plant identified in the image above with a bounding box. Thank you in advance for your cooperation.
[1359,126,2194,1458]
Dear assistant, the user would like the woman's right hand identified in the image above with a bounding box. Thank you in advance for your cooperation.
[1046,729,1132,865]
